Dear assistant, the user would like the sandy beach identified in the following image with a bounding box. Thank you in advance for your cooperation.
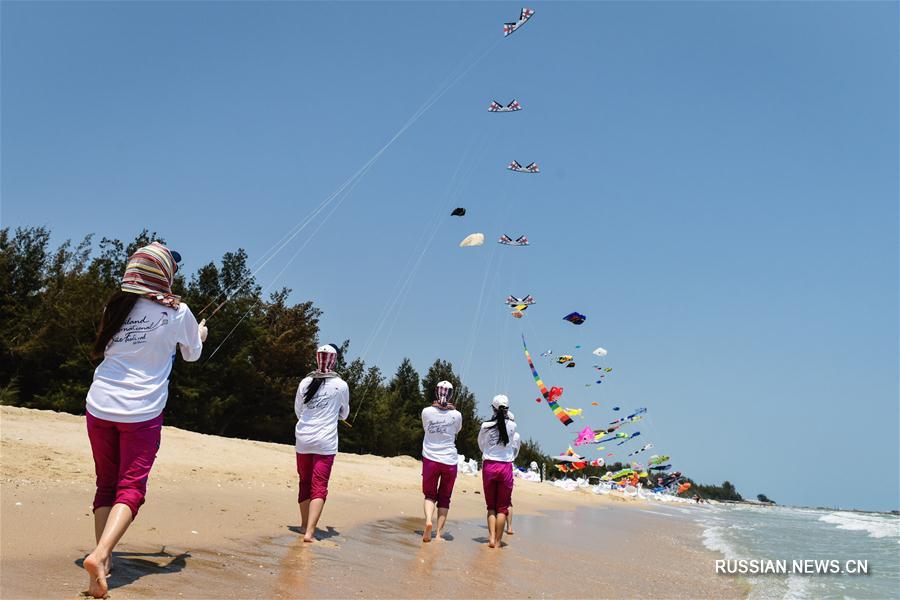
[1,406,743,598]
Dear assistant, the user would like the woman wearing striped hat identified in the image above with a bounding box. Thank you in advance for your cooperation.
[83,242,207,598]
[478,394,521,549]
[294,344,349,543]
[420,380,462,542]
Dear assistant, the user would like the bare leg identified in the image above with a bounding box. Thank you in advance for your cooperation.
[299,499,310,534]
[505,509,514,534]
[435,508,449,540]
[93,507,114,574]
[423,498,436,542]
[303,498,325,543]
[84,503,133,598]
[487,511,497,548]
[495,513,507,547]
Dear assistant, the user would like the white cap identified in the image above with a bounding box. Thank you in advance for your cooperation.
[492,394,509,409]
[317,344,337,354]
[436,380,453,390]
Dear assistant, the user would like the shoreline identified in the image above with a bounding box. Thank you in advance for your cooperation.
[1,406,744,598]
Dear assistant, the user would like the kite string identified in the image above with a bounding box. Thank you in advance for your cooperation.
[201,37,501,319]
[358,131,484,363]
[204,167,371,362]
[350,132,489,422]
[367,131,490,366]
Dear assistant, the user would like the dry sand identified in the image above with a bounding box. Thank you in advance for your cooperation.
[1,406,744,598]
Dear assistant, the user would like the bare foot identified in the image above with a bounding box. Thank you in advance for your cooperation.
[488,538,496,549]
[423,523,433,543]
[303,534,316,543]
[84,552,109,598]
[434,531,444,542]
[506,529,514,535]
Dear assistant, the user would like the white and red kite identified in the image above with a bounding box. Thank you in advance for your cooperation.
[498,234,529,246]
[503,8,534,37]
[507,160,539,173]
[488,99,522,113]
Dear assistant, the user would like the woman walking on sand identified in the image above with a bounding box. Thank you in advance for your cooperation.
[478,394,521,549]
[83,242,207,598]
[294,344,349,543]
[420,381,462,542]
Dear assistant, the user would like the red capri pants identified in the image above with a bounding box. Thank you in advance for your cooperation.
[86,412,163,518]
[481,459,514,515]
[296,453,335,502]
[421,456,458,509]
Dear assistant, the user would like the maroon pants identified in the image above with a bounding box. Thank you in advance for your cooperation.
[296,453,335,502]
[422,456,458,509]
[86,412,163,518]
[481,459,514,515]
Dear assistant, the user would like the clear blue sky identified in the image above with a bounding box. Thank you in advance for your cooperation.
[2,2,897,512]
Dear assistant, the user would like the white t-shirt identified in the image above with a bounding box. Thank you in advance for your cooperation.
[478,419,521,463]
[86,298,203,423]
[295,376,350,455]
[421,406,462,465]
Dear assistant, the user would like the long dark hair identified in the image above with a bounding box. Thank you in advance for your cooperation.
[487,406,510,446]
[303,378,325,404]
[92,291,139,360]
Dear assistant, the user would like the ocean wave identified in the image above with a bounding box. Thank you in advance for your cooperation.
[818,512,900,540]
[701,525,738,560]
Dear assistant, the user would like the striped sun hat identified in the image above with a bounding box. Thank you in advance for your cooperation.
[120,241,181,308]
[315,344,338,373]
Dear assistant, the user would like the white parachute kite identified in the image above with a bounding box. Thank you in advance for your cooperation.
[459,233,485,248]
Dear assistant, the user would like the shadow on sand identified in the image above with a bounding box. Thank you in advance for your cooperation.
[75,547,190,593]
[286,525,341,541]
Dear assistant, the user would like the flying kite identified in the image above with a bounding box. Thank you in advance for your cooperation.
[503,8,534,37]
[506,294,535,306]
[507,160,540,173]
[564,408,583,418]
[523,335,572,426]
[574,426,595,446]
[499,234,529,246]
[592,347,607,358]
[610,408,646,425]
[648,455,670,466]
[612,406,620,411]
[616,431,641,445]
[649,464,672,472]
[554,448,586,462]
[591,402,600,406]
[627,443,654,457]
[563,312,586,325]
[565,362,576,368]
[594,431,629,444]
[489,99,522,112]
[539,350,552,357]
[610,468,635,480]
[459,233,485,247]
[451,207,466,216]
[556,355,574,364]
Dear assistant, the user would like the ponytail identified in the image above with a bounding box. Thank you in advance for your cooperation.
[303,378,325,404]
[92,291,139,361]
[491,406,510,446]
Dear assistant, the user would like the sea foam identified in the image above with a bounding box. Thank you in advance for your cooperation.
[818,511,900,540]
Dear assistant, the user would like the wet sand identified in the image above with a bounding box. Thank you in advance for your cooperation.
[1,406,743,598]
